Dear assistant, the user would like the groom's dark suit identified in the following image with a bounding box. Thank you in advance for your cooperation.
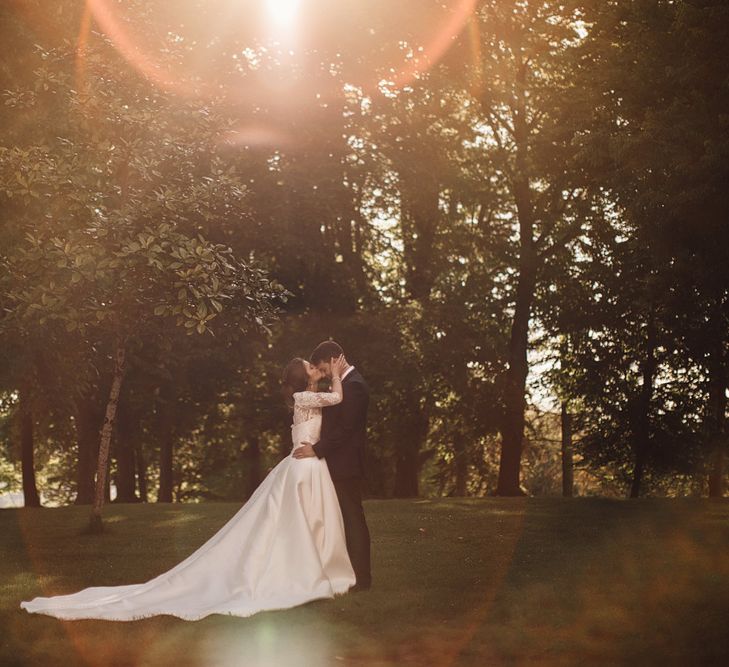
[312,367,372,589]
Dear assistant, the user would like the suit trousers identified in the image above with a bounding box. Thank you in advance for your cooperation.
[332,477,371,588]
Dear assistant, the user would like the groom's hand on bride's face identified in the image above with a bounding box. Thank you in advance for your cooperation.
[292,443,316,459]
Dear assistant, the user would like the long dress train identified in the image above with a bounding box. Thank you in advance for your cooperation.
[19,391,355,621]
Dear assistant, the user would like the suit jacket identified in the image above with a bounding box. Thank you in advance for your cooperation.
[312,368,369,480]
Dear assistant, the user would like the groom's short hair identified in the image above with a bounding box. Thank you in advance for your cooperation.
[310,340,343,365]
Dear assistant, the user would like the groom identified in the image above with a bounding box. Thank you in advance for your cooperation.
[292,340,372,591]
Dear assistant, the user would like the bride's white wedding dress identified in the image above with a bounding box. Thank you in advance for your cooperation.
[19,390,355,621]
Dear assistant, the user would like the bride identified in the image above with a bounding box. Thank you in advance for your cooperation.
[20,355,356,621]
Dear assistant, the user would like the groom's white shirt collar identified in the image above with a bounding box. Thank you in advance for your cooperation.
[341,365,355,381]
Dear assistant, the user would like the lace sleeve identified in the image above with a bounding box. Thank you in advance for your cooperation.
[293,391,343,409]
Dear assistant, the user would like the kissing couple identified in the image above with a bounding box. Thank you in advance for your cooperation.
[21,340,372,621]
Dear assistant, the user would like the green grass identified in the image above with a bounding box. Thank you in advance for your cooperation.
[3,498,728,666]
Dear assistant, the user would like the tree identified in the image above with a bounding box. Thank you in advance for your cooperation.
[569,0,729,496]
[0,30,287,528]
[446,1,593,494]
[2,218,285,529]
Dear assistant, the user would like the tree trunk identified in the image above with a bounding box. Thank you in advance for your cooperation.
[629,451,645,499]
[496,62,536,497]
[114,442,136,501]
[393,405,429,498]
[453,432,468,497]
[113,399,137,503]
[400,171,440,303]
[394,445,420,498]
[393,171,438,498]
[690,470,706,497]
[19,388,41,508]
[136,441,148,502]
[351,209,369,296]
[629,313,657,499]
[74,399,100,504]
[707,304,727,498]
[708,448,724,497]
[88,338,127,533]
[496,235,536,496]
[158,397,176,503]
[561,402,574,498]
[105,451,112,503]
[158,434,174,503]
[393,154,436,496]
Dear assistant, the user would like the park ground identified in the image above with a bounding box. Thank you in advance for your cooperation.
[2,497,728,666]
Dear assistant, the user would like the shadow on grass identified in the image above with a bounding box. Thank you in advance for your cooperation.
[2,499,728,666]
[451,498,729,666]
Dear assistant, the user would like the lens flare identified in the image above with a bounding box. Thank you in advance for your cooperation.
[67,0,478,148]
[84,0,198,97]
[391,0,478,88]
[265,0,301,27]
[77,0,477,99]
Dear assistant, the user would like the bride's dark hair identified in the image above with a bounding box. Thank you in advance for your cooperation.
[281,357,308,410]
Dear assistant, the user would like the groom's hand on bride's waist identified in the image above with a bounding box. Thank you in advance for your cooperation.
[292,442,316,459]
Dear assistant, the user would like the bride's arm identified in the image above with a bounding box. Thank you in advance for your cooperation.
[294,374,343,409]
[294,386,342,408]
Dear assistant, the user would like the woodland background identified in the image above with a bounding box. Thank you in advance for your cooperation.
[1,0,728,508]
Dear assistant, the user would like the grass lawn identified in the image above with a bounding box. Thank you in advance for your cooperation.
[2,497,728,666]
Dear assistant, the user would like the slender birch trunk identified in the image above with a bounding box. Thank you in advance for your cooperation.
[88,337,127,533]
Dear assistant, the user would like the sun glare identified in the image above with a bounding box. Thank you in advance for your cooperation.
[266,0,300,27]
[75,0,478,125]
